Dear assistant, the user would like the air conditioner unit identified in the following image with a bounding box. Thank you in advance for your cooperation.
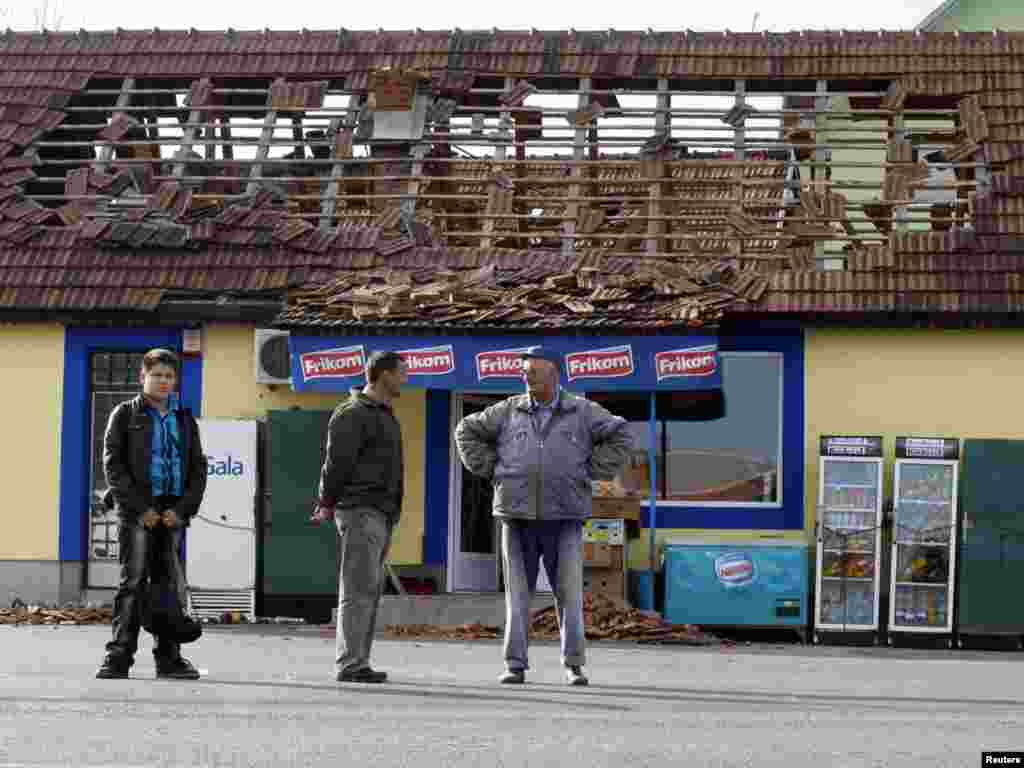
[254,329,292,385]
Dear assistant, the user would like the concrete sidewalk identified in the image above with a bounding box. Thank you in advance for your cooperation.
[0,625,1021,768]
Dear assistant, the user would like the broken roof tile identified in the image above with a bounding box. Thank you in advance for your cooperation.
[97,112,142,142]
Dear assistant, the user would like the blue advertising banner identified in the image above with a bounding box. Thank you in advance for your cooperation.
[288,334,722,393]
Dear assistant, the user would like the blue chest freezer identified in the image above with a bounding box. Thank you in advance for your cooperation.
[664,539,810,630]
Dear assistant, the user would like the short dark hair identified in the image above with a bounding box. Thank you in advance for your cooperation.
[142,348,180,374]
[366,351,406,383]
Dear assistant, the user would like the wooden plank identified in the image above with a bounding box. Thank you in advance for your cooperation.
[730,79,745,266]
[482,77,514,249]
[645,79,670,256]
[244,108,279,195]
[319,95,360,228]
[95,77,135,175]
[562,77,591,256]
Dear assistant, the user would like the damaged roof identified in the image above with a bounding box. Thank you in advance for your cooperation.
[1,29,1024,327]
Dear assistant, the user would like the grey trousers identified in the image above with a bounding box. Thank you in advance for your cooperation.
[334,506,393,674]
[501,519,585,671]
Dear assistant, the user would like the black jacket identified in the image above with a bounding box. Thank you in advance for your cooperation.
[318,392,404,525]
[103,395,208,524]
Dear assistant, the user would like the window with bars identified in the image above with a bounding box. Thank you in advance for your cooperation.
[88,351,145,561]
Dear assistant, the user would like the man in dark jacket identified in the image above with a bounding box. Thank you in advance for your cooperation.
[454,346,633,686]
[96,348,208,680]
[313,351,408,684]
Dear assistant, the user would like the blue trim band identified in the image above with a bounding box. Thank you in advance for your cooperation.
[423,390,451,565]
[59,328,202,563]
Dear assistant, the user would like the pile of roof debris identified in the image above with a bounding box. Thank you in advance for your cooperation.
[383,593,719,645]
[1,603,113,626]
[282,254,770,329]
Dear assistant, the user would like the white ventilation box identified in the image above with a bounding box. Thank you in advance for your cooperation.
[254,329,291,384]
[189,589,256,621]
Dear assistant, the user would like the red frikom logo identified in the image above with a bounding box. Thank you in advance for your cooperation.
[655,345,718,381]
[476,348,532,380]
[565,345,635,382]
[398,345,455,376]
[300,345,366,381]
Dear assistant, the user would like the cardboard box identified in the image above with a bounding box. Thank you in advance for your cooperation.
[584,519,625,545]
[584,568,627,603]
[583,542,624,569]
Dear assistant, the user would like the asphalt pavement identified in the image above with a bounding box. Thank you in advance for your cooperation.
[0,625,1021,767]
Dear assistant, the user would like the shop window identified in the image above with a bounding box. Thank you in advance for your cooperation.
[593,353,783,506]
[89,352,145,561]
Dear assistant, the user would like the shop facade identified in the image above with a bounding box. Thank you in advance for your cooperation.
[287,327,806,594]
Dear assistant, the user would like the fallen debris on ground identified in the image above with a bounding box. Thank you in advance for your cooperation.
[382,594,719,645]
[0,606,114,626]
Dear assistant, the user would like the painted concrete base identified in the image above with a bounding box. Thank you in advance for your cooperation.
[0,560,84,606]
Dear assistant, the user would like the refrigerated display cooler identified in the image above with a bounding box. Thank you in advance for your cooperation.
[888,437,959,646]
[814,436,885,644]
[663,539,810,642]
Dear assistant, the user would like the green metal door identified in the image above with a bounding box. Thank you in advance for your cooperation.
[958,439,1024,634]
[261,409,337,621]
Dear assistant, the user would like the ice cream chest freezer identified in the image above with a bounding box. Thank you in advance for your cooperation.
[663,539,810,640]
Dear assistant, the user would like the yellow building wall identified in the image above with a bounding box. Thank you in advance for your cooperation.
[0,324,64,560]
[200,323,426,564]
[805,327,1024,537]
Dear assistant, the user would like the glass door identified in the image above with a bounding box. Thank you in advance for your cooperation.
[890,460,956,633]
[448,393,502,592]
[816,457,882,630]
[88,351,145,588]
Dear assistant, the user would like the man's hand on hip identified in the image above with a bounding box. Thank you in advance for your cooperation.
[142,508,161,529]
[311,504,336,526]
[162,509,183,529]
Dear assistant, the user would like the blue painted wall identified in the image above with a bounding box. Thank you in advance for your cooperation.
[423,390,451,566]
[59,328,201,563]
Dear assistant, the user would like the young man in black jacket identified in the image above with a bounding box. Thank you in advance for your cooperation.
[96,348,208,680]
[312,351,408,684]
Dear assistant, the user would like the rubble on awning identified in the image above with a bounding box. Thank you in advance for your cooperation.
[281,252,770,329]
[381,594,719,644]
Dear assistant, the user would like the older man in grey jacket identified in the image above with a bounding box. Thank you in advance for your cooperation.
[454,346,633,686]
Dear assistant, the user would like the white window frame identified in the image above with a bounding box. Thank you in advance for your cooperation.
[642,351,785,509]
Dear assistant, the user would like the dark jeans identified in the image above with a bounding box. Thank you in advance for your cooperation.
[105,496,187,663]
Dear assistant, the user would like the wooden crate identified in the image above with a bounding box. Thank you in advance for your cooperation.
[591,497,641,521]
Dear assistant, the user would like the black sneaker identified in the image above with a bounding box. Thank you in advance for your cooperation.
[96,655,131,680]
[499,669,525,684]
[565,666,588,686]
[336,667,387,684]
[156,657,201,680]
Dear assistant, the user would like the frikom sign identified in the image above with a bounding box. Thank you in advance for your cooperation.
[565,345,635,382]
[299,345,366,381]
[655,345,718,381]
[288,334,722,392]
[476,348,532,380]
[398,344,456,376]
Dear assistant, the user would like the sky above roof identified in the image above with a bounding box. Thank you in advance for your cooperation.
[5,0,942,35]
